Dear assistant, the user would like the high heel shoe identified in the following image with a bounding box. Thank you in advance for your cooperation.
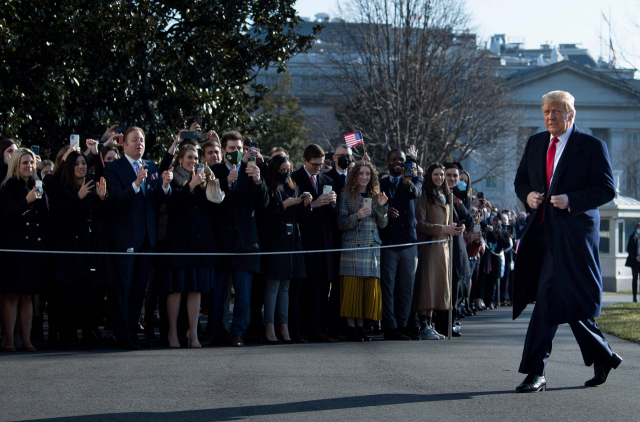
[356,326,371,342]
[3,346,17,352]
[23,345,37,352]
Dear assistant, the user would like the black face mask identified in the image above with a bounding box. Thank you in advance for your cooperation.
[518,219,526,226]
[337,156,351,170]
[276,172,291,185]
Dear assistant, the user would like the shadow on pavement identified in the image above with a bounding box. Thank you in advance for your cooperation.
[23,390,585,421]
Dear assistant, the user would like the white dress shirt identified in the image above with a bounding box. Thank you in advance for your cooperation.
[124,154,170,195]
[548,124,573,187]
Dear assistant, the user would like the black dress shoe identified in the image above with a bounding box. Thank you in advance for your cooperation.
[144,327,159,343]
[384,328,411,341]
[585,352,622,387]
[356,326,371,342]
[346,327,363,342]
[516,374,546,393]
[243,332,263,344]
[117,339,139,350]
[398,327,420,340]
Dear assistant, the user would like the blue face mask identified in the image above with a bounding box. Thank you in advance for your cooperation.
[486,212,491,219]
[519,219,526,226]
[457,181,467,191]
[637,229,640,235]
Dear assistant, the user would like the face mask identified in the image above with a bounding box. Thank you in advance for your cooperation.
[486,212,491,219]
[337,156,351,170]
[225,150,243,166]
[519,219,526,226]
[457,181,467,191]
[276,172,291,185]
[637,229,640,235]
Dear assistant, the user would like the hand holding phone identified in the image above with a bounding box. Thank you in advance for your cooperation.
[403,163,413,179]
[363,197,372,210]
[31,145,40,156]
[70,134,80,149]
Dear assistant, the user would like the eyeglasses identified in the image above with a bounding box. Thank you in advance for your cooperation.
[308,162,323,168]
[335,154,352,158]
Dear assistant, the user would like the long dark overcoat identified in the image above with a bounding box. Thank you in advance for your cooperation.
[513,126,615,325]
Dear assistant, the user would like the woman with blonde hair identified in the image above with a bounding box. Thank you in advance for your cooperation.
[337,161,389,341]
[0,149,48,351]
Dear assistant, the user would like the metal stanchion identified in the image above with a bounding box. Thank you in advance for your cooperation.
[448,193,454,340]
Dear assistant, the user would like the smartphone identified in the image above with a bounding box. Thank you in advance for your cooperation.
[196,163,204,173]
[115,125,127,134]
[35,180,43,192]
[477,191,485,200]
[247,156,256,166]
[323,185,332,195]
[249,141,258,149]
[302,191,311,198]
[181,131,199,140]
[31,145,40,156]
[403,163,413,178]
[363,197,372,210]
[473,225,481,233]
[70,134,80,148]
[456,221,464,228]
[118,135,124,145]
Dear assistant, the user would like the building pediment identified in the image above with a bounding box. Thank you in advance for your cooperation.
[507,61,640,107]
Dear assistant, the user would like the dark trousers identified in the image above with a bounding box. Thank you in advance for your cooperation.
[211,270,252,337]
[307,264,331,334]
[113,240,153,341]
[632,267,639,300]
[248,273,265,336]
[51,280,94,341]
[500,261,512,302]
[380,246,418,330]
[519,245,613,375]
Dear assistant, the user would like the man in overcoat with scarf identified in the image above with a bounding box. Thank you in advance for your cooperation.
[513,90,622,393]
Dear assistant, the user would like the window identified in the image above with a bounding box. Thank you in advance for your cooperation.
[599,219,610,254]
[591,128,610,151]
[486,177,497,188]
[618,221,625,254]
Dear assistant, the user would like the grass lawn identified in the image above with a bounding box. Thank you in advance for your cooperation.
[602,290,632,295]
[596,302,640,343]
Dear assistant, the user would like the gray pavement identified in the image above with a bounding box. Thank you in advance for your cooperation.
[1,298,639,422]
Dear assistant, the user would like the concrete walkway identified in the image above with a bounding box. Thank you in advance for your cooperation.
[1,299,639,421]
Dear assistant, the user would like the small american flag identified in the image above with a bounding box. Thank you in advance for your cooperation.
[344,131,364,147]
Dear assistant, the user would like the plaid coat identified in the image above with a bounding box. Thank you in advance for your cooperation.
[337,192,388,278]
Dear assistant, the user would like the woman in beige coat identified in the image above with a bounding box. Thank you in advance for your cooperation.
[414,163,464,340]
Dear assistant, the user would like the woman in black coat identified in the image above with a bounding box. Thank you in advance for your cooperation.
[625,223,640,303]
[260,155,311,344]
[163,144,221,348]
[47,150,109,349]
[0,148,47,352]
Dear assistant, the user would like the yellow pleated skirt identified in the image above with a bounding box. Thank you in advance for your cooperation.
[340,275,382,320]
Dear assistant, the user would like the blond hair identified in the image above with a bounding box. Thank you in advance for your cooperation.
[2,148,39,187]
[542,90,576,115]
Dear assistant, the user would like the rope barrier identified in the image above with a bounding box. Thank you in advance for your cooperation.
[0,238,449,256]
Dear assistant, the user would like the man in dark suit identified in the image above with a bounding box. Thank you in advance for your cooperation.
[104,126,172,349]
[291,144,337,342]
[514,90,622,392]
[209,131,269,347]
[325,144,352,203]
[378,149,422,340]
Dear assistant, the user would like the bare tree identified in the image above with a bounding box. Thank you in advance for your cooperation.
[316,0,520,172]
[620,137,640,198]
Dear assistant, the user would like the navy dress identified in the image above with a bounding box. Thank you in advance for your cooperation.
[162,171,221,293]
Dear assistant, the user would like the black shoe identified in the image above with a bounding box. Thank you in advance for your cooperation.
[633,296,637,303]
[117,339,139,350]
[135,338,152,349]
[384,328,410,341]
[356,326,371,342]
[398,326,420,340]
[264,338,281,345]
[347,327,363,342]
[243,331,263,344]
[144,327,158,343]
[516,374,546,393]
[585,352,622,387]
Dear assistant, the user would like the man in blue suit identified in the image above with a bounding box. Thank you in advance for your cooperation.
[513,91,622,392]
[104,127,172,349]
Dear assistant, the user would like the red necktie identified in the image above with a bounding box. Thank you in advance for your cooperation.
[310,175,317,193]
[541,137,559,223]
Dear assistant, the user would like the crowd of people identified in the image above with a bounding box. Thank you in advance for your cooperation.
[0,123,530,351]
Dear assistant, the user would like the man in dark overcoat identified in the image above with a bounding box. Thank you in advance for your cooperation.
[513,90,622,392]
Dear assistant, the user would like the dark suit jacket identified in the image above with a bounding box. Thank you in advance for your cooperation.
[379,175,422,245]
[291,166,336,281]
[103,156,167,250]
[325,167,348,203]
[625,234,640,269]
[212,162,269,273]
[513,125,615,324]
